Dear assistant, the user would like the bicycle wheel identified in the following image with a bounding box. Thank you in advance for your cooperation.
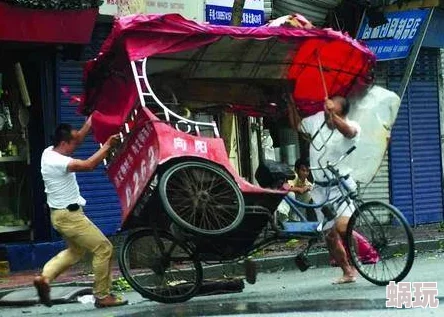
[159,161,245,235]
[346,201,414,286]
[118,229,202,303]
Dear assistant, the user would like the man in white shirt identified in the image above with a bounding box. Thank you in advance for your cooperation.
[34,118,127,308]
[293,96,360,284]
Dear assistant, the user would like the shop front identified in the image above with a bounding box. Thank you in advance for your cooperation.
[0,0,98,272]
[357,5,444,225]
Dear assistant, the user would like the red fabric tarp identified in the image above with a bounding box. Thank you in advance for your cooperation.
[80,14,375,143]
[0,2,98,44]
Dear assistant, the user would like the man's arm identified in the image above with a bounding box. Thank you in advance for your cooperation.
[287,97,312,135]
[73,116,92,146]
[289,185,310,194]
[68,134,119,172]
[330,113,358,139]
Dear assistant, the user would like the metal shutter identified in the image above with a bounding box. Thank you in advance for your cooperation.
[58,23,121,235]
[388,48,443,225]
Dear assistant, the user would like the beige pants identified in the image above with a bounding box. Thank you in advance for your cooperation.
[42,208,113,298]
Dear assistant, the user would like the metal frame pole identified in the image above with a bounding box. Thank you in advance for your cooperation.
[397,7,434,99]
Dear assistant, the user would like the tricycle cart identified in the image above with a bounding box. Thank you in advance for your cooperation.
[79,14,414,303]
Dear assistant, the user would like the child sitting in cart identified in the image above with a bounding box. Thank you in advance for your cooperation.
[287,158,317,221]
[277,158,315,222]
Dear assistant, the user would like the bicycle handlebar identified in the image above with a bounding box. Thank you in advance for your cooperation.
[310,145,356,171]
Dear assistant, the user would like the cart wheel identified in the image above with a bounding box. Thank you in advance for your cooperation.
[118,229,202,304]
[159,161,245,235]
[346,201,414,286]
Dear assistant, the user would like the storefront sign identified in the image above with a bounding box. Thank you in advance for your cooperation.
[100,0,205,21]
[0,2,98,44]
[206,0,265,26]
[357,8,430,61]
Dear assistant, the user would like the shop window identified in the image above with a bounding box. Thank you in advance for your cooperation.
[0,62,32,234]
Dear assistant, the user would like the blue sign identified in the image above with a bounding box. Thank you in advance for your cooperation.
[206,0,265,27]
[357,9,430,60]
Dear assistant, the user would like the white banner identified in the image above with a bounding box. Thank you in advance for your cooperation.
[100,0,205,21]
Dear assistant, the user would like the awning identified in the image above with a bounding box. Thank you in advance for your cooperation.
[0,2,98,44]
[79,14,375,143]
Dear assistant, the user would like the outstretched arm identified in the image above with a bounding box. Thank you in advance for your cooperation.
[67,134,119,172]
[73,115,93,146]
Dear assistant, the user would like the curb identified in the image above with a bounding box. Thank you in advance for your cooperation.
[1,238,443,299]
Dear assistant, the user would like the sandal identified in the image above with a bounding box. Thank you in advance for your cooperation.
[94,294,128,308]
[33,276,52,307]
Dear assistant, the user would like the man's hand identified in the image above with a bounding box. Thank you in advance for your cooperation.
[324,99,335,114]
[105,134,120,148]
[73,114,94,146]
[85,114,93,127]
[68,133,120,173]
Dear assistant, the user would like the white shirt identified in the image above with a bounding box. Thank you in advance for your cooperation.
[301,111,360,182]
[41,146,86,209]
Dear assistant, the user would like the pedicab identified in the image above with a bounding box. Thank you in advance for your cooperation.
[78,14,414,303]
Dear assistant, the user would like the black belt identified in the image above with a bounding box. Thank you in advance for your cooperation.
[51,204,80,211]
[314,175,349,187]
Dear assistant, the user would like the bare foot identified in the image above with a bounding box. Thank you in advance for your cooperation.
[33,276,52,307]
[332,275,357,285]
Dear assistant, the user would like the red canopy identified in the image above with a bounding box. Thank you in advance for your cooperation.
[80,14,375,143]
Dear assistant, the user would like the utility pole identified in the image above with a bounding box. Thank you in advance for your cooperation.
[231,0,246,26]
[231,0,261,182]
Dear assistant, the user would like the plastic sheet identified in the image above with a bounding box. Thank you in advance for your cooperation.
[347,85,401,184]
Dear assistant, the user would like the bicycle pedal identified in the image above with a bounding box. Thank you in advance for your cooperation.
[294,254,311,272]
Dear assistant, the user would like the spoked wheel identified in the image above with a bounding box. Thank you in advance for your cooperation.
[346,201,414,286]
[159,161,245,235]
[118,229,202,303]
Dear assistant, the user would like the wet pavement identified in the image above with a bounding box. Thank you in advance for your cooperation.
[1,251,443,316]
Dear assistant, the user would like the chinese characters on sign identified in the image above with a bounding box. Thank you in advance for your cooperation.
[100,0,194,19]
[206,0,265,27]
[386,281,439,308]
[108,120,159,215]
[146,1,186,13]
[357,9,430,60]
[173,137,208,154]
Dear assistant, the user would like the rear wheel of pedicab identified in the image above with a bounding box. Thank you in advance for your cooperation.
[346,201,414,286]
[119,229,203,303]
[159,161,245,235]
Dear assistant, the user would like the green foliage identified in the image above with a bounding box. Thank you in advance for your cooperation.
[285,239,300,249]
[112,277,132,292]
[1,0,104,10]
[251,249,266,258]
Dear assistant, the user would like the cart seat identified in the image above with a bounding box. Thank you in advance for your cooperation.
[281,221,321,236]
